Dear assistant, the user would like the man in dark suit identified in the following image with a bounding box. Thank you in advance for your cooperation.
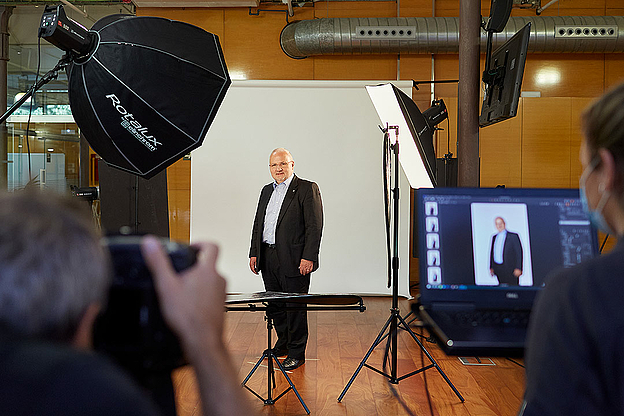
[249,148,323,371]
[489,216,523,286]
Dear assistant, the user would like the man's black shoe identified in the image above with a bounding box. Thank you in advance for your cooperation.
[282,357,305,371]
[270,347,288,357]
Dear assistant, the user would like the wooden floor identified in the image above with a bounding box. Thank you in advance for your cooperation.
[172,297,526,416]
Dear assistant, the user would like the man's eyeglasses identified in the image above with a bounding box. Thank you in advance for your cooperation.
[270,161,292,169]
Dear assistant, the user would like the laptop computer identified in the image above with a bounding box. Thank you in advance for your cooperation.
[414,187,599,357]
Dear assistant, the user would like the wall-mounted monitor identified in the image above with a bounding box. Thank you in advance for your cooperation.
[479,22,531,128]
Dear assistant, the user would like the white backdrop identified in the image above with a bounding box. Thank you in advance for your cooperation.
[190,80,414,297]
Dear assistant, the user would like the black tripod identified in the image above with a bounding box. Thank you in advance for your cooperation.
[338,125,464,403]
[241,306,310,414]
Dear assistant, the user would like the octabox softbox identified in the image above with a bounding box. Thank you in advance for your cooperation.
[68,14,230,178]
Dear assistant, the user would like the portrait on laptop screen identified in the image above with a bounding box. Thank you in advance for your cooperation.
[416,188,598,298]
[471,203,533,287]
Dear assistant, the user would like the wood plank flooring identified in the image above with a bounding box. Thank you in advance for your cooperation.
[171,297,525,416]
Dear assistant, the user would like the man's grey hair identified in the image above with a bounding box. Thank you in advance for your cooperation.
[0,190,111,341]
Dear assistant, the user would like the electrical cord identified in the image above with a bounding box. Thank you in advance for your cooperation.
[383,126,392,288]
[600,234,609,253]
[506,357,525,368]
[25,36,42,183]
[447,117,451,156]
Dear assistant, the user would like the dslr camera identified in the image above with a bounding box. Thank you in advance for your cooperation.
[93,235,198,375]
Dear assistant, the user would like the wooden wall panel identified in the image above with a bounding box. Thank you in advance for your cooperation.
[401,56,434,112]
[432,55,460,97]
[136,7,224,35]
[400,55,432,82]
[570,98,595,187]
[168,188,191,243]
[480,99,523,188]
[399,2,434,17]
[224,7,315,80]
[433,0,492,17]
[167,159,191,191]
[522,55,605,98]
[314,55,398,80]
[313,1,396,18]
[605,54,624,90]
[515,8,605,16]
[167,160,191,242]
[522,98,572,188]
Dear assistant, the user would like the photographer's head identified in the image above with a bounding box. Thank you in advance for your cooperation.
[0,190,110,346]
[580,82,624,236]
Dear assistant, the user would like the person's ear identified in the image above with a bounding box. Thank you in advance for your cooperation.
[597,148,616,193]
[72,303,101,350]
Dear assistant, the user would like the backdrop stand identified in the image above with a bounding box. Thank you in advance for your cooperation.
[338,126,464,403]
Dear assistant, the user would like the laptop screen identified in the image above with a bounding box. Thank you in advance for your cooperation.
[415,187,599,308]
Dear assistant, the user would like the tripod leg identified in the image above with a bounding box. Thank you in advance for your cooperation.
[266,350,274,401]
[242,353,268,387]
[397,314,464,402]
[382,321,394,374]
[271,363,276,390]
[273,355,310,414]
[337,314,394,402]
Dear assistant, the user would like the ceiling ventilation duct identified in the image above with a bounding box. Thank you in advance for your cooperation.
[280,16,624,58]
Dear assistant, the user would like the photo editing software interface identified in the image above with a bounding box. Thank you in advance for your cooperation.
[417,189,597,292]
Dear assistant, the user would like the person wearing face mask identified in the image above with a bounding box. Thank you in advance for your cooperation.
[520,82,624,415]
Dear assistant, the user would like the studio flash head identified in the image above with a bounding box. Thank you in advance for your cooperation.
[39,5,96,59]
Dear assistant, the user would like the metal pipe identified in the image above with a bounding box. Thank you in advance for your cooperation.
[60,0,88,18]
[537,0,559,15]
[280,16,624,58]
[457,0,480,187]
[0,6,12,191]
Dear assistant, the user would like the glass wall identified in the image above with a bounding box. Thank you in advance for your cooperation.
[4,4,130,193]
[5,117,80,192]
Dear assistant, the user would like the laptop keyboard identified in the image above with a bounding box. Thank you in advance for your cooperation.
[442,310,531,328]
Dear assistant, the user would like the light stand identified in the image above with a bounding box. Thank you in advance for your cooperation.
[0,55,72,124]
[1,3,97,124]
[338,125,464,403]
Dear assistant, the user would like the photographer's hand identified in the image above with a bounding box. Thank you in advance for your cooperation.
[141,235,255,416]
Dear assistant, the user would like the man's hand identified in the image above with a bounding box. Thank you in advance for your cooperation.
[249,257,259,275]
[140,236,226,353]
[490,268,495,276]
[299,258,313,275]
[513,268,522,277]
[141,236,256,416]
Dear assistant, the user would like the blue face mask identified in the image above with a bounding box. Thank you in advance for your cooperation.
[579,156,612,234]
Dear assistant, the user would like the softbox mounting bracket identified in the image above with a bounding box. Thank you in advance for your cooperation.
[0,55,73,125]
